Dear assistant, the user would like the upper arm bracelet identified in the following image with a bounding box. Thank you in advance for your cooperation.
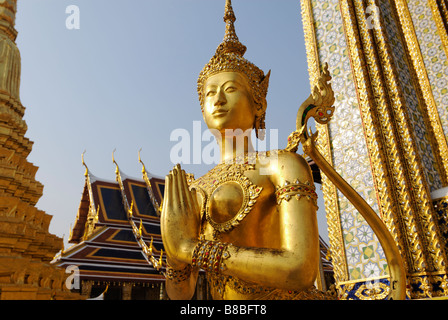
[275,179,318,207]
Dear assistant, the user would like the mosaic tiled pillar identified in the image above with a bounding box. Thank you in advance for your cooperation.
[301,0,448,299]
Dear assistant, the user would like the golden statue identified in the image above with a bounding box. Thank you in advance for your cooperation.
[160,0,406,300]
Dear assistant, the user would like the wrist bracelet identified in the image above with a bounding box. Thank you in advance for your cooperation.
[191,239,231,273]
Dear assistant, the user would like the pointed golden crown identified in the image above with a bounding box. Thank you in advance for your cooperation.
[197,0,270,130]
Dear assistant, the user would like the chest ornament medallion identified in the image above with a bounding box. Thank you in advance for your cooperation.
[205,170,262,238]
[189,158,263,239]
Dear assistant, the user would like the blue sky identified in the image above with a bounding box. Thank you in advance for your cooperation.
[14,0,328,246]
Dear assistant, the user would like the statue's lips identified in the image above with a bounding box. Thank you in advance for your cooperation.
[212,110,229,117]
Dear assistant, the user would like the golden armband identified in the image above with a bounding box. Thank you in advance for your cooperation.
[275,179,318,206]
[191,239,231,273]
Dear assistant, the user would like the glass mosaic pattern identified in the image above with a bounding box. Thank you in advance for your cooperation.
[311,0,388,281]
[381,0,443,192]
[408,1,448,151]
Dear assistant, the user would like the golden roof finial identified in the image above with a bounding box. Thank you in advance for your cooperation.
[159,249,163,266]
[94,205,100,224]
[129,200,134,217]
[112,148,119,175]
[81,150,89,177]
[138,219,143,237]
[138,148,146,174]
[69,224,73,241]
[61,234,65,254]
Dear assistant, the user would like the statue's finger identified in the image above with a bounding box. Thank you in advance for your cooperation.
[190,188,200,217]
[162,175,169,214]
[180,169,193,213]
[174,165,188,213]
[171,169,180,212]
[164,174,173,211]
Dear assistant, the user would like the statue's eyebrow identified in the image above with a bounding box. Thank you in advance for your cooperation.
[222,80,237,86]
[205,84,218,90]
[205,78,244,91]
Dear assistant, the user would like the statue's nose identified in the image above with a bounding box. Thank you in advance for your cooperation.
[214,89,227,106]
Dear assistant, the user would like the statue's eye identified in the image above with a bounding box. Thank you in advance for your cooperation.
[225,86,236,93]
[206,90,216,97]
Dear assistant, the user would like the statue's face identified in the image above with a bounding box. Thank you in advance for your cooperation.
[202,72,256,136]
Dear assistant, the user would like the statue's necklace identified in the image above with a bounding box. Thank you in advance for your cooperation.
[190,153,263,239]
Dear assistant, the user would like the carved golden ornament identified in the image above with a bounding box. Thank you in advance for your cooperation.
[354,281,390,300]
[196,0,270,139]
[285,63,334,153]
[431,274,448,297]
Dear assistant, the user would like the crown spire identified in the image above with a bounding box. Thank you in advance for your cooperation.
[218,0,246,56]
[224,0,235,23]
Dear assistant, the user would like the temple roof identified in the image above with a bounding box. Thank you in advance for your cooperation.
[52,154,166,283]
[68,171,164,244]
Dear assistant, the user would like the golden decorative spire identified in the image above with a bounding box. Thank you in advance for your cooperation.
[138,219,143,237]
[81,150,89,177]
[218,0,246,56]
[138,149,162,213]
[159,249,163,266]
[128,200,134,217]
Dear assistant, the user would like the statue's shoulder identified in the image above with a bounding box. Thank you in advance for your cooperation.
[259,149,310,168]
[261,149,313,184]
